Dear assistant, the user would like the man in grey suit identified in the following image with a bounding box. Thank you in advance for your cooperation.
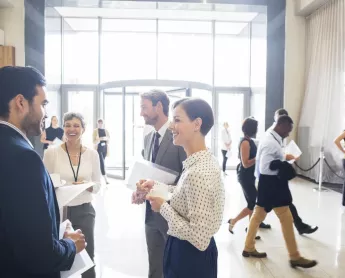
[140,90,186,278]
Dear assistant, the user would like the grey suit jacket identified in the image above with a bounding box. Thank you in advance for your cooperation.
[143,128,186,225]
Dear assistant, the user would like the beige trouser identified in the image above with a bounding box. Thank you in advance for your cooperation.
[244,205,301,260]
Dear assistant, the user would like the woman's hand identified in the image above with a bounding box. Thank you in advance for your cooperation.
[146,196,165,212]
[137,179,154,192]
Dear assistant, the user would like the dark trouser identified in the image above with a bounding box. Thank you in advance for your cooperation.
[163,236,218,278]
[145,221,169,278]
[67,203,96,278]
[221,150,228,172]
[289,203,305,230]
[97,144,107,175]
[343,159,345,206]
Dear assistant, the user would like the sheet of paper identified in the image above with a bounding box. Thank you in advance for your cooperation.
[285,140,302,159]
[146,182,169,200]
[55,182,94,209]
[126,160,178,191]
[59,221,94,278]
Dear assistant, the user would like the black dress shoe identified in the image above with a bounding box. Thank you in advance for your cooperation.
[298,225,318,235]
[259,222,271,229]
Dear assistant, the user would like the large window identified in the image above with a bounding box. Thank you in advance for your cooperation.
[158,21,213,84]
[101,19,157,83]
[63,18,99,84]
[214,22,251,86]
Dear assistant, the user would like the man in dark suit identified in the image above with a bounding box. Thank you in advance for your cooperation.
[140,90,186,278]
[0,66,86,278]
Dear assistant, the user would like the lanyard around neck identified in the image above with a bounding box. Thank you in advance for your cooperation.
[270,132,282,147]
[65,143,82,182]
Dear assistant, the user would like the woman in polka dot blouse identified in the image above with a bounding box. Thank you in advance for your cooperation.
[138,97,225,278]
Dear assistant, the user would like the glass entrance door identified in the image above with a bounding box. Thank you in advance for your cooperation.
[216,89,249,169]
[103,85,187,180]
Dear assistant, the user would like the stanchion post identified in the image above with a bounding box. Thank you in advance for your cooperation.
[314,146,328,192]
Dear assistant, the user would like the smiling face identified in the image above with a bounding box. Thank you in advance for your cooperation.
[140,98,160,126]
[64,117,85,142]
[169,104,202,147]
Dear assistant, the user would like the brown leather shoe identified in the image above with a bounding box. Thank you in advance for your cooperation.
[290,257,317,268]
[242,249,267,258]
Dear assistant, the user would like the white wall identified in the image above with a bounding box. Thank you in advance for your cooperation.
[284,0,306,141]
[0,0,25,66]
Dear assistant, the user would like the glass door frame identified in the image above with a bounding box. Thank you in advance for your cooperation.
[214,86,251,170]
[61,84,99,123]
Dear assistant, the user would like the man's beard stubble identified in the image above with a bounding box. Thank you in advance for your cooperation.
[22,108,44,137]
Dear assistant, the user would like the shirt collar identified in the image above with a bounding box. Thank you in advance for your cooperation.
[182,149,210,170]
[0,120,34,148]
[156,120,169,138]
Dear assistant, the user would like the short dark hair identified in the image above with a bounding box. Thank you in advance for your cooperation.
[276,115,293,125]
[140,89,170,117]
[275,108,288,117]
[173,98,214,136]
[242,117,258,137]
[0,66,46,118]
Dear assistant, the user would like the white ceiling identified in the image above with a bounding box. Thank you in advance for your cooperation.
[55,7,259,22]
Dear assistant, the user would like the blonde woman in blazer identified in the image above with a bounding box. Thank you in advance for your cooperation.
[93,119,110,184]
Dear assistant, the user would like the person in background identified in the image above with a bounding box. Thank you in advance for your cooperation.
[139,89,186,278]
[221,122,232,174]
[268,108,318,235]
[41,115,64,150]
[93,119,110,184]
[228,117,270,237]
[333,130,345,206]
[44,112,101,278]
[139,98,225,278]
[0,66,86,278]
[243,115,317,269]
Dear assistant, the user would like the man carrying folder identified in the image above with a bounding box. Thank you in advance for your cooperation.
[0,66,86,278]
[140,90,186,278]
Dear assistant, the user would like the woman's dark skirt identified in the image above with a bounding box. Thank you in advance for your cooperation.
[163,236,218,278]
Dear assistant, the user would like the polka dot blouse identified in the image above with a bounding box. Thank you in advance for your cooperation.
[158,150,225,251]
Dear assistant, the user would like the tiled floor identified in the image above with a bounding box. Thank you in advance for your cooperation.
[92,171,345,278]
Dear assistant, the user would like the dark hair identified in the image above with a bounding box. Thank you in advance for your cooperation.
[275,108,289,117]
[0,66,46,118]
[173,98,214,136]
[50,116,58,127]
[276,115,293,125]
[140,89,170,117]
[242,117,258,137]
[98,119,103,123]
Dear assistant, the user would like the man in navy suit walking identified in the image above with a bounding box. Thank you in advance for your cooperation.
[0,66,86,278]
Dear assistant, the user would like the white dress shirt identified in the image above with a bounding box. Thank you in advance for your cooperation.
[0,121,33,148]
[255,130,285,178]
[157,150,225,251]
[43,146,101,206]
[221,128,232,150]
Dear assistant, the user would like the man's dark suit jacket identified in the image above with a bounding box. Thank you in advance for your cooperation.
[0,124,76,278]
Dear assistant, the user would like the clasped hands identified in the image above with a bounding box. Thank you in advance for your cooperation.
[132,179,165,212]
[63,220,87,253]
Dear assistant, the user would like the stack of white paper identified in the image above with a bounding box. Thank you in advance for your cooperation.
[59,221,94,278]
[285,140,302,164]
[55,182,94,209]
[126,160,178,200]
[50,173,66,188]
